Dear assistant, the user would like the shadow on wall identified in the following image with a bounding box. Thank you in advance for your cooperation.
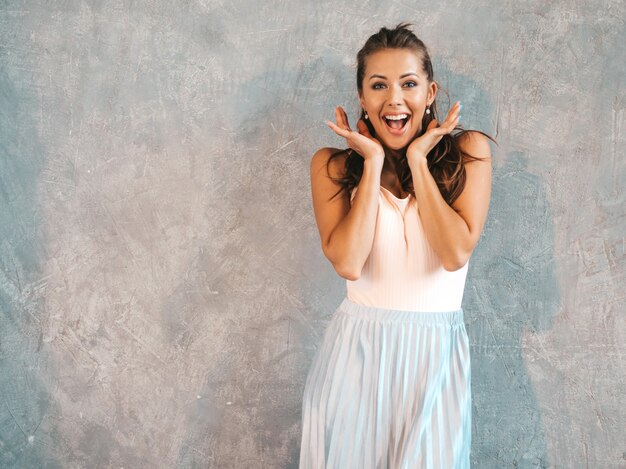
[0,65,59,466]
[465,148,560,468]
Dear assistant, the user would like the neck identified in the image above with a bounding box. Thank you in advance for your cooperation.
[383,146,406,168]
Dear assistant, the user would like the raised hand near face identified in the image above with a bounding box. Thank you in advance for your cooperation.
[325,106,385,166]
[406,101,462,166]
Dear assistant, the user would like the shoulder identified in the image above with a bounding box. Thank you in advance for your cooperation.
[450,131,493,213]
[310,147,349,179]
[455,131,492,162]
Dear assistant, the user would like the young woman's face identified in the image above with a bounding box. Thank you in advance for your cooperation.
[358,48,437,150]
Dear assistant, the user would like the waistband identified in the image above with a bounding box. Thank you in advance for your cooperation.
[337,296,465,326]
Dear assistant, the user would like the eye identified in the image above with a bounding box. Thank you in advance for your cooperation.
[372,81,417,90]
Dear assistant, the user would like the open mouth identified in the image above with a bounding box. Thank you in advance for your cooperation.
[383,115,411,135]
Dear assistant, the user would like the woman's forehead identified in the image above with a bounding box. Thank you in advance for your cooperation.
[365,49,424,77]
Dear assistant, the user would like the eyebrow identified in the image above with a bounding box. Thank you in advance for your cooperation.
[369,73,419,80]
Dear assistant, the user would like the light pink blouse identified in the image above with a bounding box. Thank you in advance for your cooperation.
[346,185,469,312]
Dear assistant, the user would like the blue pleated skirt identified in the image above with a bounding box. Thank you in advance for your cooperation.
[299,296,471,469]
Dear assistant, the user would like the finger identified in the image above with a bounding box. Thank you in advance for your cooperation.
[335,106,345,129]
[427,119,450,137]
[339,106,352,131]
[439,117,457,134]
[334,107,345,129]
[448,107,461,126]
[443,111,455,124]
[335,107,351,131]
[357,119,372,137]
[445,102,461,122]
[326,120,351,138]
[435,115,453,132]
[440,113,457,131]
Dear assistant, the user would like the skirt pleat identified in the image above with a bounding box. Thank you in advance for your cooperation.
[299,297,471,469]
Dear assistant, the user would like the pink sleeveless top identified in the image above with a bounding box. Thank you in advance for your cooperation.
[346,185,469,312]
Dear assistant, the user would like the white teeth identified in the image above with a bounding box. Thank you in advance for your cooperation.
[384,114,409,120]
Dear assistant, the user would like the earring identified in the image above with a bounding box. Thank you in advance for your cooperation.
[364,111,369,120]
[426,105,431,115]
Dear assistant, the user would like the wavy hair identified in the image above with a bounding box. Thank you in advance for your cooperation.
[326,21,497,205]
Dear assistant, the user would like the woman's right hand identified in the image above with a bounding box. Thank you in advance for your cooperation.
[325,106,385,165]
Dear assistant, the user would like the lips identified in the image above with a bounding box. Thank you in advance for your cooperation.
[382,114,411,135]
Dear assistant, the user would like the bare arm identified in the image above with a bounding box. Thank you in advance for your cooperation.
[310,148,383,280]
[409,131,493,271]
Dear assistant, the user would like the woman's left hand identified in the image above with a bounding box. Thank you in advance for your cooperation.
[406,101,462,166]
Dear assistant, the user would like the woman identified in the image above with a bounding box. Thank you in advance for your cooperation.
[299,22,495,468]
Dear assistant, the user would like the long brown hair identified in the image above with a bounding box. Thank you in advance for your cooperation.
[326,22,497,205]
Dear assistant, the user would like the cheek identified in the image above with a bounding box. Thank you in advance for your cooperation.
[408,116,423,134]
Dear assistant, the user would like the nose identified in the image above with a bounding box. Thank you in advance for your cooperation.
[387,83,404,106]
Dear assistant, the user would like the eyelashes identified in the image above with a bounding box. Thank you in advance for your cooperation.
[372,81,417,90]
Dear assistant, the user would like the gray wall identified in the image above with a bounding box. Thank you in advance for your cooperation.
[1,1,624,467]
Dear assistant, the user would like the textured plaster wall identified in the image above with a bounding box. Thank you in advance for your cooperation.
[0,1,624,468]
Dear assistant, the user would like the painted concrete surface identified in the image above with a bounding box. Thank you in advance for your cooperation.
[0,1,624,467]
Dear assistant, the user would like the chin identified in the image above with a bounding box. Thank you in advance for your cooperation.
[377,128,417,151]
[383,140,407,151]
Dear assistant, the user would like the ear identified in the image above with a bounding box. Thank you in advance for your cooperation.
[427,81,438,105]
[358,91,365,110]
